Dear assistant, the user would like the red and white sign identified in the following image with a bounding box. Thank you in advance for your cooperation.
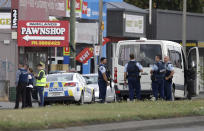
[76,48,94,64]
[63,47,70,56]
[103,38,111,46]
[82,2,88,14]
[68,0,81,10]
[18,21,69,47]
[94,46,100,56]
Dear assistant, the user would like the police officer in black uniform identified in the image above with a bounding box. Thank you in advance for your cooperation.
[150,55,166,100]
[98,57,110,103]
[124,54,143,101]
[164,56,174,101]
[14,63,28,109]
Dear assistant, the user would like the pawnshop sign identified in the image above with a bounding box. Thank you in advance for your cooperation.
[18,21,69,47]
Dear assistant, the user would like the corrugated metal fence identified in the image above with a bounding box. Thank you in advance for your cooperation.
[0,58,10,101]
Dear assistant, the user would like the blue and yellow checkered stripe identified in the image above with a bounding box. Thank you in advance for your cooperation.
[44,82,74,97]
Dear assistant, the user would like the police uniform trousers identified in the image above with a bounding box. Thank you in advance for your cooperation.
[152,79,165,100]
[14,82,27,109]
[128,77,141,101]
[164,80,172,101]
[98,79,107,103]
[37,86,44,107]
[26,87,32,107]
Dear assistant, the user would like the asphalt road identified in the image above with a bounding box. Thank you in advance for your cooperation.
[138,125,204,131]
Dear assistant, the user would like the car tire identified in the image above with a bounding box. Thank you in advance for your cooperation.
[113,94,117,103]
[92,91,95,103]
[78,91,84,105]
[171,88,175,101]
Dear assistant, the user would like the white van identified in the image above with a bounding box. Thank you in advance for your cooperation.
[113,39,200,100]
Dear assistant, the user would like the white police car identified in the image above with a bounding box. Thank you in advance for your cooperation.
[44,73,95,105]
[83,74,116,102]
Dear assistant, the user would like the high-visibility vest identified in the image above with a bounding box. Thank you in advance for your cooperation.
[36,70,46,86]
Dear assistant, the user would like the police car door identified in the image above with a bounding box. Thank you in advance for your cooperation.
[187,47,200,96]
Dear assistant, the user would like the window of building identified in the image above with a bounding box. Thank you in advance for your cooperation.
[57,47,63,57]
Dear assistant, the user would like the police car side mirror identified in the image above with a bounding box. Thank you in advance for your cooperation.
[87,81,92,84]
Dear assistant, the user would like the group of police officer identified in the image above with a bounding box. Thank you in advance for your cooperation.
[14,63,46,109]
[98,54,174,103]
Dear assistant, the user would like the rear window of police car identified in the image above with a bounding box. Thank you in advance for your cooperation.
[47,74,73,82]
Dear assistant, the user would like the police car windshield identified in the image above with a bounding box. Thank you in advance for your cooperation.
[118,44,162,67]
[47,74,73,82]
[83,75,98,84]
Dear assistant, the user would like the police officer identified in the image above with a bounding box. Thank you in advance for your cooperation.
[124,54,143,101]
[98,57,109,103]
[26,68,34,108]
[150,55,165,100]
[14,63,28,109]
[35,64,46,107]
[164,56,174,101]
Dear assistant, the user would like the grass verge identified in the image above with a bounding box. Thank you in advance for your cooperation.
[0,100,204,130]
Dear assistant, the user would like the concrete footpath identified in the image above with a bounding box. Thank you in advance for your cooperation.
[41,116,204,131]
[0,102,39,109]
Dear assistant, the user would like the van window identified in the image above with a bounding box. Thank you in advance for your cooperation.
[168,47,182,69]
[118,44,162,67]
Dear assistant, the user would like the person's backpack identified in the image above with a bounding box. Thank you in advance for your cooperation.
[19,69,29,83]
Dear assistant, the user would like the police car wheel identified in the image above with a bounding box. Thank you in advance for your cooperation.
[79,92,84,105]
[113,94,117,103]
[92,91,95,103]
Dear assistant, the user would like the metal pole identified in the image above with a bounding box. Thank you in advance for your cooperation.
[70,0,76,70]
[182,0,187,54]
[149,0,152,24]
[98,0,103,58]
[93,33,98,73]
[6,58,8,81]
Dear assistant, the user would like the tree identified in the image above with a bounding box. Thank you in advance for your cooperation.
[124,0,203,13]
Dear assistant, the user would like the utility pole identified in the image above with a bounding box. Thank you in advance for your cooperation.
[98,0,103,58]
[70,0,76,70]
[182,0,187,54]
[149,0,152,25]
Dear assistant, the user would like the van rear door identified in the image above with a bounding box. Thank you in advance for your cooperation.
[187,47,200,96]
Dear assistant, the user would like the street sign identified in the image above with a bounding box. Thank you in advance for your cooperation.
[103,37,110,46]
[94,46,100,56]
[18,21,69,47]
[76,48,93,64]
[63,47,70,56]
[11,9,18,29]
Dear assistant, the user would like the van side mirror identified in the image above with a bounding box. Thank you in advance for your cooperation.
[191,61,196,68]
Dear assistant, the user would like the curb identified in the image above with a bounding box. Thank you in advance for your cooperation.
[42,116,204,131]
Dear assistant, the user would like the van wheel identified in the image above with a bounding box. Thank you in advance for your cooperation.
[78,92,84,105]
